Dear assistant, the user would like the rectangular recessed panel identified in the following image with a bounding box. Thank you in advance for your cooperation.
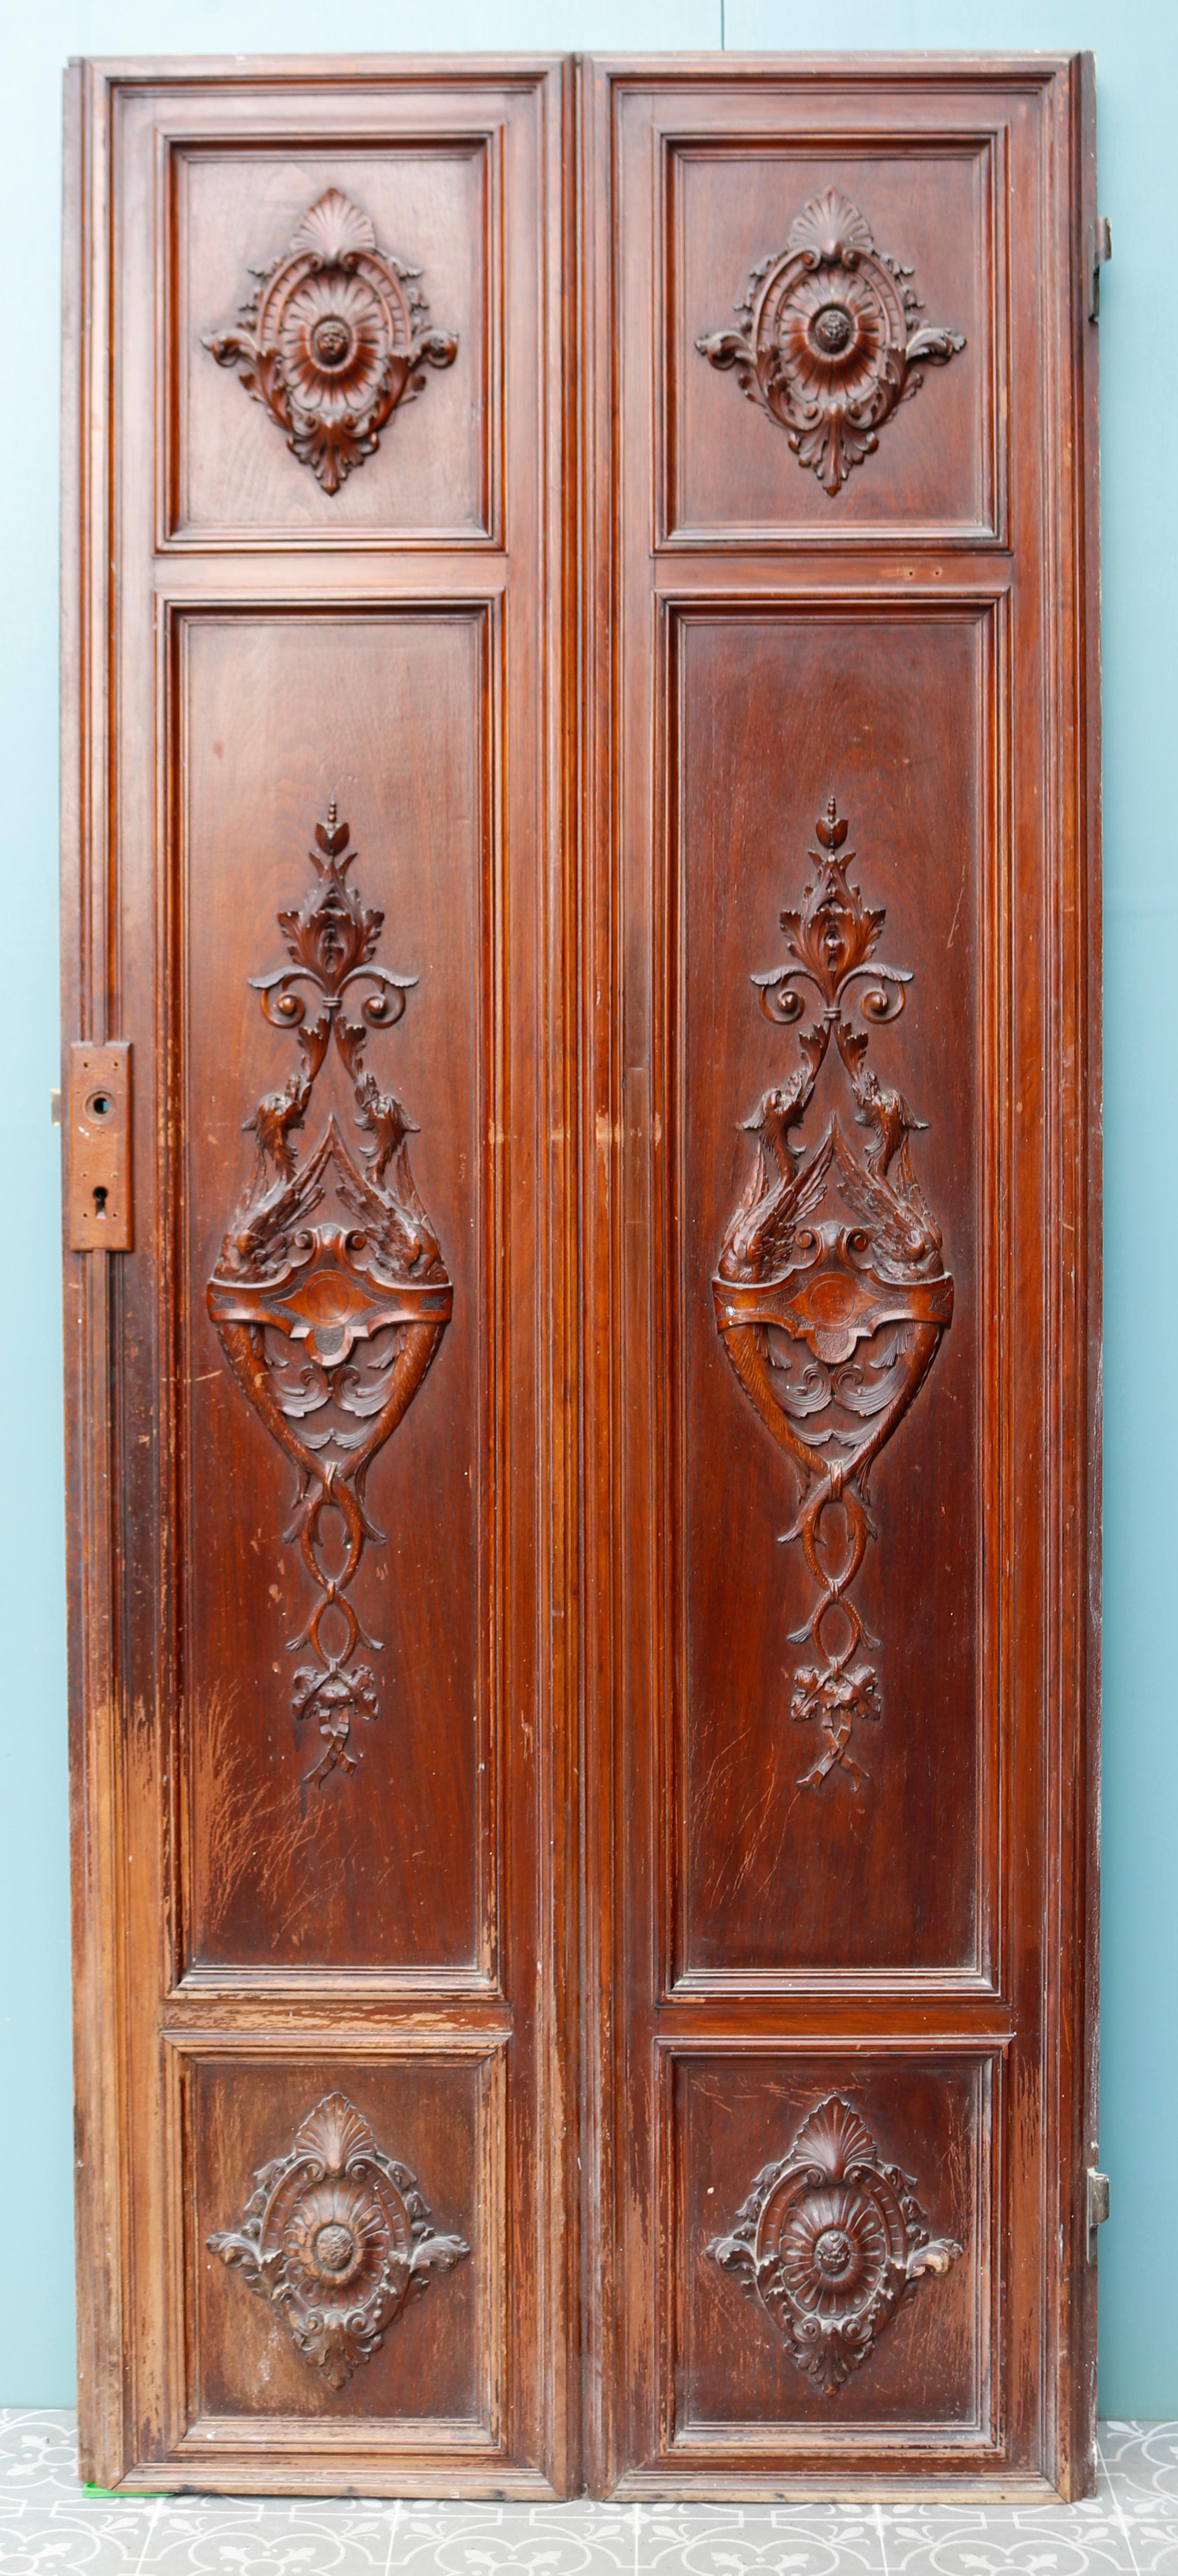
[672,2050,991,2442]
[667,140,998,541]
[185,2049,497,2432]
[178,611,491,1977]
[672,606,993,1979]
[174,144,492,540]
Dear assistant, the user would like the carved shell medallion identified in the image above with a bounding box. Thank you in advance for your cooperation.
[208,2092,469,2388]
[697,188,965,496]
[204,187,458,492]
[709,2095,962,2394]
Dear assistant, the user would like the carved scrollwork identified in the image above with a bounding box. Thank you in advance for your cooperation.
[708,2095,962,2395]
[697,188,965,496]
[712,797,953,1789]
[204,188,458,493]
[207,800,452,1784]
[208,2093,469,2389]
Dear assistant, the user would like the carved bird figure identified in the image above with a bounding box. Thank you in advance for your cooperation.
[244,1070,311,1183]
[353,1071,417,1184]
[221,1153,326,1281]
[836,1133,941,1276]
[337,1095,443,1282]
[851,1065,927,1182]
[719,1089,835,1284]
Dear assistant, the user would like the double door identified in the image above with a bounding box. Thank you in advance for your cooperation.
[62,49,1101,2499]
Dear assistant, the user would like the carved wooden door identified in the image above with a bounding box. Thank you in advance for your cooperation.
[579,56,1101,2500]
[62,56,574,2496]
[64,50,1100,2504]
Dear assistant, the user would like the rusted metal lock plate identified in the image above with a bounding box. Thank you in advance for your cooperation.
[69,1042,132,1250]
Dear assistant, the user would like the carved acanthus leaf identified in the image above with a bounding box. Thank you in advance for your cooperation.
[712,798,953,1788]
[207,801,453,1784]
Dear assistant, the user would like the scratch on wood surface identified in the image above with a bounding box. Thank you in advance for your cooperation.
[202,1684,324,1927]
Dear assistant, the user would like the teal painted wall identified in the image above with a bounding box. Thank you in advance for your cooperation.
[0,0,1170,2419]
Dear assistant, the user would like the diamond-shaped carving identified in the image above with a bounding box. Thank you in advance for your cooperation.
[709,2094,962,2394]
[209,2093,469,2388]
[697,188,965,496]
[204,187,457,492]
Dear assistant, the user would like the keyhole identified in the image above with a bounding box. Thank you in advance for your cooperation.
[93,1185,108,1219]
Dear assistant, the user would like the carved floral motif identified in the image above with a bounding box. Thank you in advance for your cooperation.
[712,798,953,1787]
[204,188,458,492]
[708,2095,962,2394]
[697,189,965,495]
[207,801,452,1783]
[208,2093,469,2388]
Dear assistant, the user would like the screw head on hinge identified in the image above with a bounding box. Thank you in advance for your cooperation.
[1087,2166,1111,2263]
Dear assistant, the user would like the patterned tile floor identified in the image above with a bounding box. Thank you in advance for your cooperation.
[2,2416,1178,2576]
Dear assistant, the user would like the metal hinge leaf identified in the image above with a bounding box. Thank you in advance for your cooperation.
[1089,217,1112,321]
[1087,2165,1111,2263]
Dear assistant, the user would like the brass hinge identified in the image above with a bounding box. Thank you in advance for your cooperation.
[1089,217,1112,321]
[68,1041,133,1251]
[1086,2166,1110,2264]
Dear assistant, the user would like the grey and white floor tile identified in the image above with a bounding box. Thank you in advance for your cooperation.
[637,2502,888,2575]
[2,2415,1178,2576]
[1096,2424,1178,2573]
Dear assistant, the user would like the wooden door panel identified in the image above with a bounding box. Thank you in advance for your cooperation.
[179,609,490,1977]
[182,2049,499,2438]
[666,135,1001,544]
[672,604,991,1978]
[583,56,1099,2498]
[671,2052,992,2444]
[173,143,493,543]
[64,56,570,2496]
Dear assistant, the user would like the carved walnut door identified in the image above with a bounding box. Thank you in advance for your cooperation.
[63,50,1100,2502]
[62,57,574,2497]
[579,56,1101,2499]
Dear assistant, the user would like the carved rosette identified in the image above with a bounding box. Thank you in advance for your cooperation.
[208,2093,469,2389]
[204,188,458,492]
[709,2096,962,2395]
[207,800,452,1783]
[712,798,953,1788]
[697,189,965,495]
